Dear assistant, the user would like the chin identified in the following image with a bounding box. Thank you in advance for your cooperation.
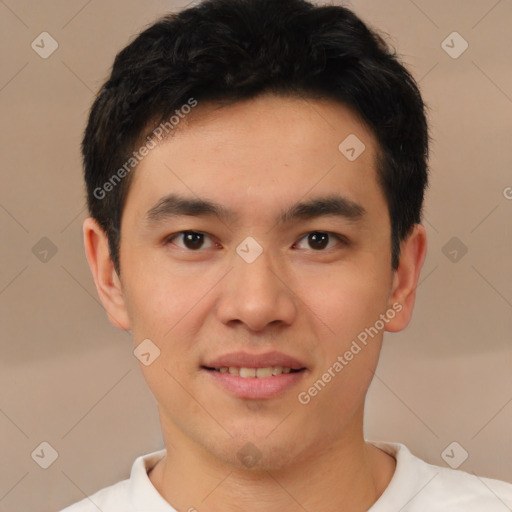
[203,429,309,472]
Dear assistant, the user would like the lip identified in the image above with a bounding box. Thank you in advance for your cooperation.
[202,368,307,399]
[201,351,308,400]
[203,351,306,370]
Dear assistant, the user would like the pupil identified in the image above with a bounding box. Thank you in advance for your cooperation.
[309,232,328,250]
[184,231,203,250]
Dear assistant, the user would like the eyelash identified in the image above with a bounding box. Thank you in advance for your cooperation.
[163,230,349,252]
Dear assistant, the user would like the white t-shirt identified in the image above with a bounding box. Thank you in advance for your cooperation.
[60,441,512,511]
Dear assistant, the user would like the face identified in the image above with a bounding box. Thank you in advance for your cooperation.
[87,94,423,470]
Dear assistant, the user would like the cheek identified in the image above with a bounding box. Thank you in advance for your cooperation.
[295,261,390,415]
[295,261,391,339]
[123,262,201,340]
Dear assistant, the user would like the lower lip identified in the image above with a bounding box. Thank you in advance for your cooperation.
[203,369,306,399]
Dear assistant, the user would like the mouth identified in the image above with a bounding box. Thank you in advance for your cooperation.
[202,366,305,378]
[200,351,308,399]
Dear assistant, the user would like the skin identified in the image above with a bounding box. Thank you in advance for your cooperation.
[84,93,427,512]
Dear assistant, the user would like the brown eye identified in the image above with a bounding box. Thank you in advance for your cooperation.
[307,232,329,250]
[294,231,347,251]
[166,231,215,250]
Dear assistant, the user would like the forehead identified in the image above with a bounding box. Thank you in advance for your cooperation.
[123,94,387,227]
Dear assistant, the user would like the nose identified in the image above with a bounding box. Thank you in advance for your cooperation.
[215,247,297,332]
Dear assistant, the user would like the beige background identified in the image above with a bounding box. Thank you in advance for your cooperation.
[0,0,511,510]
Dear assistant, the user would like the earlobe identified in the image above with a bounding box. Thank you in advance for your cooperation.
[83,217,131,330]
[385,224,427,333]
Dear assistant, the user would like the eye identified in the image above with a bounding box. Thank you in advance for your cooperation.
[165,231,217,251]
[294,231,348,251]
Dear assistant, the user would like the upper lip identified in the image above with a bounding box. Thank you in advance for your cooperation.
[203,351,306,370]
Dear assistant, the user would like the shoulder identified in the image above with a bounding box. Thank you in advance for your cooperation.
[369,440,512,511]
[59,478,132,512]
[59,448,168,512]
[429,464,512,510]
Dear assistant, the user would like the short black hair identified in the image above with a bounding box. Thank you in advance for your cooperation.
[82,0,429,274]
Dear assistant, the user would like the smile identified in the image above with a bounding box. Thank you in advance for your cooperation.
[201,365,307,399]
[205,366,302,378]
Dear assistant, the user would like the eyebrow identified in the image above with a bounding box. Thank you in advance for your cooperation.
[145,193,366,227]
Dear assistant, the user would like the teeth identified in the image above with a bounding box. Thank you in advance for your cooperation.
[239,367,256,378]
[217,366,297,378]
[256,367,273,378]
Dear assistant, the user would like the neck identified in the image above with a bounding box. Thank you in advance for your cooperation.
[148,412,396,512]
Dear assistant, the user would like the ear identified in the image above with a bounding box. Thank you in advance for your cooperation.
[83,217,131,330]
[385,223,427,332]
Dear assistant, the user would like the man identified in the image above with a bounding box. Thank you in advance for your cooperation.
[62,0,512,510]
